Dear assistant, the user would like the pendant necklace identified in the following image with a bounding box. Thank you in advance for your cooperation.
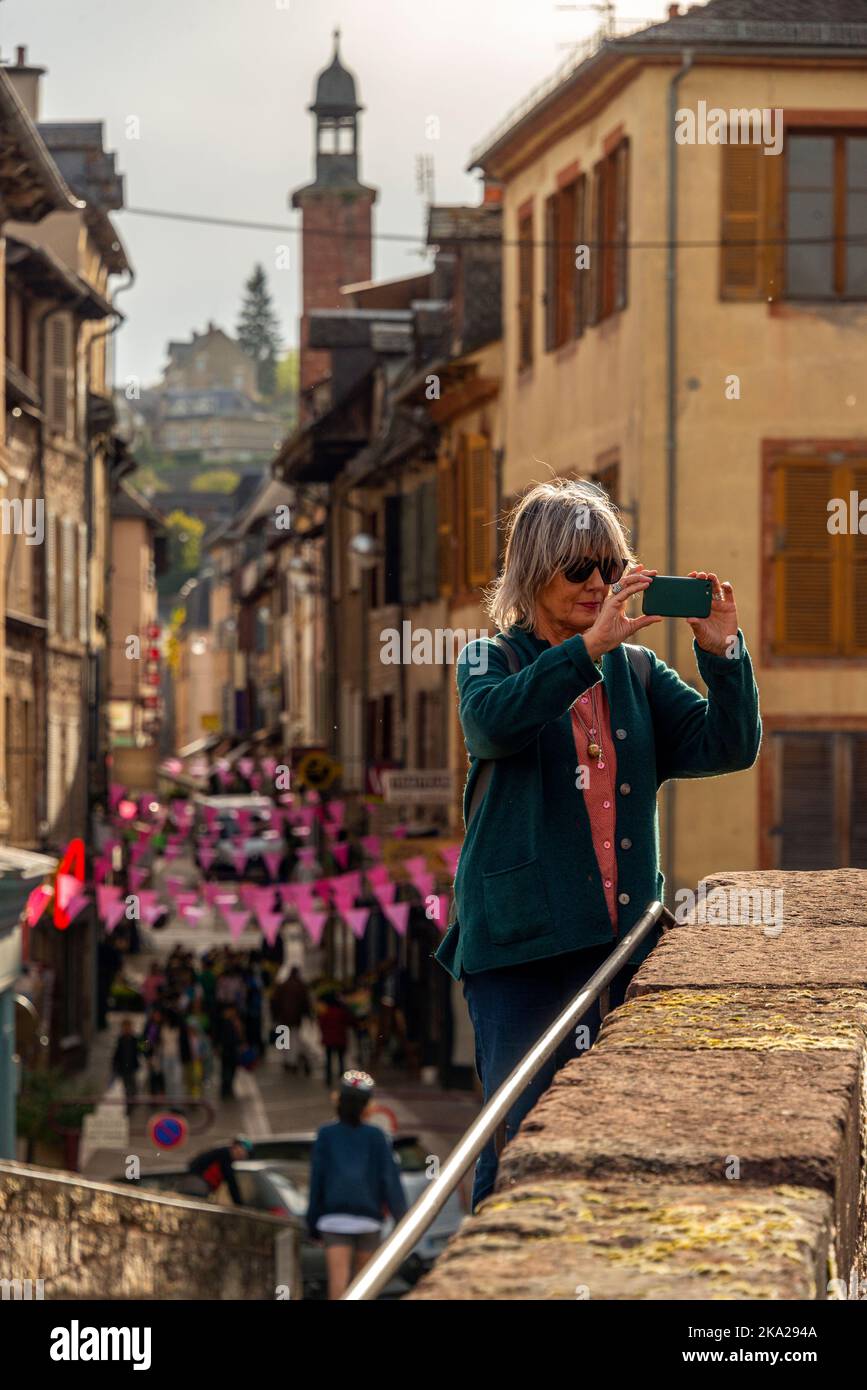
[575,683,605,769]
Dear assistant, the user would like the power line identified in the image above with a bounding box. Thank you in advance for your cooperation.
[123,204,867,252]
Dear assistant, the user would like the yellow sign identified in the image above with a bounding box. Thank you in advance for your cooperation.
[297,750,341,791]
[200,713,220,732]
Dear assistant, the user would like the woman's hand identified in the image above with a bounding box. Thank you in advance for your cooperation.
[686,571,739,657]
[583,565,663,661]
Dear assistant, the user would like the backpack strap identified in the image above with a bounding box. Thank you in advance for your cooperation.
[623,642,651,693]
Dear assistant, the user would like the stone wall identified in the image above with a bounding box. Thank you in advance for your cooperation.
[0,1160,299,1300]
[410,869,867,1300]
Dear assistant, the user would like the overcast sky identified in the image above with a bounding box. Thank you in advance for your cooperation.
[4,0,667,387]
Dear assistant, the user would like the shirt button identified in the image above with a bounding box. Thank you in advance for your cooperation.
[604,879,612,889]
[615,728,627,739]
[618,892,630,905]
[620,837,632,850]
[620,783,631,795]
[603,840,611,849]
[603,800,611,809]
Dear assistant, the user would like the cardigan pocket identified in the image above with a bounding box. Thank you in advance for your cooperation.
[482,858,555,945]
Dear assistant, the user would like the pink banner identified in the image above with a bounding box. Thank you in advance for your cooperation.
[223,908,250,940]
[439,845,462,876]
[198,847,216,873]
[331,842,350,870]
[366,864,392,887]
[25,884,52,927]
[256,909,283,945]
[174,892,198,909]
[298,908,328,946]
[104,900,126,934]
[216,765,233,790]
[165,875,185,897]
[403,855,428,879]
[373,882,397,909]
[325,799,345,826]
[232,849,248,876]
[263,851,283,880]
[384,901,410,937]
[128,866,148,893]
[65,893,89,924]
[248,772,262,791]
[427,894,451,931]
[92,857,109,885]
[96,884,123,919]
[181,904,205,924]
[237,757,255,779]
[410,872,436,900]
[360,835,382,860]
[341,907,370,940]
[391,824,408,839]
[314,877,333,902]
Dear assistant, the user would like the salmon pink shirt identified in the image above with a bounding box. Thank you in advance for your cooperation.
[570,680,619,933]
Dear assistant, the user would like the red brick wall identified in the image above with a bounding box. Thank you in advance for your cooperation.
[297,191,374,397]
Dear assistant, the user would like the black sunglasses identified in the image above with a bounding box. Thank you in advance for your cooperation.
[562,555,629,586]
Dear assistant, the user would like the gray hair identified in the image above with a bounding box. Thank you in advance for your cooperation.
[485,477,636,632]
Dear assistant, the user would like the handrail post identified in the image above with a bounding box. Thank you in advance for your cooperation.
[343,899,675,1300]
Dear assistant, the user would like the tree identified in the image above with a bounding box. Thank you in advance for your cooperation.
[159,509,205,597]
[237,263,282,399]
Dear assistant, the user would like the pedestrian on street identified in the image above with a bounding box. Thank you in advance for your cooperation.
[111,1018,141,1116]
[141,961,165,1010]
[440,479,762,1210]
[217,1004,243,1100]
[307,1072,407,1300]
[317,992,353,1087]
[141,1007,165,1096]
[271,967,313,1074]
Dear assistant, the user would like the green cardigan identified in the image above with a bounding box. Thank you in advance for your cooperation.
[436,626,761,980]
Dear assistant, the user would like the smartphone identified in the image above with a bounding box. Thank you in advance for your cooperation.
[641,575,713,619]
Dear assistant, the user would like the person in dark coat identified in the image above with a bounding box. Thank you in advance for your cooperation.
[271,967,313,1075]
[307,1072,407,1299]
[111,1019,140,1115]
[318,993,353,1087]
[183,1137,253,1204]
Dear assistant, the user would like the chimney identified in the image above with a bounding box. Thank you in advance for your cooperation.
[5,47,46,121]
[668,3,680,16]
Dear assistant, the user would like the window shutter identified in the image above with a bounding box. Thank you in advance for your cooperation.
[614,141,630,311]
[778,734,838,869]
[60,518,75,640]
[437,451,456,597]
[419,477,439,601]
[773,462,837,655]
[587,165,602,326]
[45,511,57,633]
[544,195,558,351]
[77,521,88,644]
[851,735,867,867]
[849,464,867,655]
[400,490,420,605]
[573,175,586,338]
[48,315,71,434]
[465,434,493,589]
[720,144,766,300]
[383,495,401,605]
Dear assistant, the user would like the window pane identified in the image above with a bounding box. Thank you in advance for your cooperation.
[846,136,867,189]
[851,735,867,868]
[845,189,867,296]
[778,735,837,869]
[788,135,834,189]
[787,190,834,295]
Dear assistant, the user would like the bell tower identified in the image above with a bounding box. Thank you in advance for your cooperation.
[291,29,377,405]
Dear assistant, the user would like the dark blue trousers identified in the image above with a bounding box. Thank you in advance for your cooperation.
[462,943,637,1211]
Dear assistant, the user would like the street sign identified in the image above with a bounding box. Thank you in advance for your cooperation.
[200,714,220,732]
[380,769,454,804]
[148,1113,189,1150]
[296,749,340,791]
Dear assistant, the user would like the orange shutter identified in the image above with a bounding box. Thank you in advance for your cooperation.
[464,434,493,589]
[720,144,767,300]
[773,460,838,656]
[437,450,456,597]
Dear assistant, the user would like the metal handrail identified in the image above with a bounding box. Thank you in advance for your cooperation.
[344,899,675,1300]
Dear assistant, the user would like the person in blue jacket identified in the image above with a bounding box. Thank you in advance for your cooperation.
[307,1070,407,1299]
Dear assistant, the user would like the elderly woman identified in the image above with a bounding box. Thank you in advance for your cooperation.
[436,479,761,1209]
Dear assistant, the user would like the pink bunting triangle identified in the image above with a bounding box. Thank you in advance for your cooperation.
[96,884,123,918]
[384,901,410,936]
[197,846,216,872]
[223,908,250,940]
[104,899,127,934]
[331,842,350,870]
[263,850,283,880]
[256,908,284,945]
[439,845,462,876]
[297,907,328,946]
[342,907,370,940]
[360,835,382,860]
[373,882,397,909]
